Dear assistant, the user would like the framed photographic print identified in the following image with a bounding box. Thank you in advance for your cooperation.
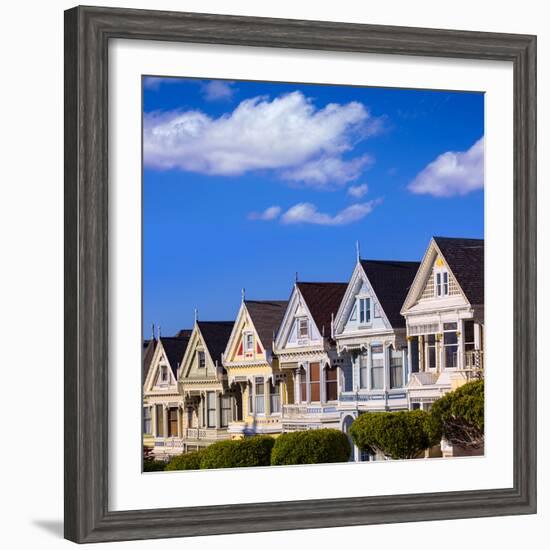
[64,5,537,543]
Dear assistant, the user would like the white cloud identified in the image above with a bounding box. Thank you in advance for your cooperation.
[248,206,282,221]
[280,200,381,226]
[408,137,484,197]
[202,80,235,101]
[144,91,378,187]
[143,77,175,90]
[282,155,373,188]
[347,183,369,198]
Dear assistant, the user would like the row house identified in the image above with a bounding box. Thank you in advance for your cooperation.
[178,320,235,452]
[401,237,484,409]
[223,298,289,437]
[143,331,191,459]
[273,282,348,432]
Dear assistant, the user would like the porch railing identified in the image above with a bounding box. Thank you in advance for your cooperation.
[452,350,484,379]
[185,427,231,441]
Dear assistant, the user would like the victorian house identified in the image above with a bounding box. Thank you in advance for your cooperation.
[401,237,484,422]
[222,297,288,437]
[178,320,235,453]
[333,255,420,449]
[143,331,191,459]
[273,282,348,432]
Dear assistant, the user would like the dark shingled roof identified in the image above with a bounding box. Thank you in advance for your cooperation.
[159,334,191,377]
[360,260,421,328]
[244,300,288,352]
[296,282,348,336]
[142,338,157,382]
[175,328,193,338]
[197,321,234,365]
[434,236,484,305]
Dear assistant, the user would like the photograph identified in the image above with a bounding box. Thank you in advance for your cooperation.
[141,76,485,472]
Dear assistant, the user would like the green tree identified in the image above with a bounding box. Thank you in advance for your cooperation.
[199,436,275,469]
[271,429,351,465]
[427,379,484,450]
[165,448,207,471]
[349,410,435,460]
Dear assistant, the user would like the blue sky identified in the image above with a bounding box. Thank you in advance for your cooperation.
[143,77,484,336]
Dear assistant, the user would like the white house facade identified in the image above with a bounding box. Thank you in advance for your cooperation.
[274,282,348,432]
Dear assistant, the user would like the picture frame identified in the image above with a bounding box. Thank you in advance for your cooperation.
[64,5,537,543]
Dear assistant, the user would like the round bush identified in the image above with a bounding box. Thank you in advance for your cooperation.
[349,410,434,460]
[199,436,275,469]
[143,458,167,472]
[165,449,206,471]
[271,429,351,465]
[427,379,484,449]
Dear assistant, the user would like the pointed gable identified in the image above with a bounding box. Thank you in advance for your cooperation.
[196,321,234,366]
[159,335,191,377]
[433,237,484,305]
[296,282,347,336]
[244,300,287,352]
[360,260,420,328]
[142,338,157,382]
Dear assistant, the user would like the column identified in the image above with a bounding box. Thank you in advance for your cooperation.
[163,405,168,438]
[457,319,464,370]
[215,391,221,429]
[402,348,407,386]
[367,343,372,391]
[265,378,271,416]
[320,365,326,404]
[151,405,157,437]
[406,337,412,382]
[295,369,301,404]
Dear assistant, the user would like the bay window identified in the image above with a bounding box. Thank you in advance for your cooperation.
[206,391,216,428]
[358,353,368,389]
[143,407,152,435]
[426,334,437,369]
[371,345,384,389]
[390,348,404,388]
[254,377,265,414]
[270,380,281,413]
[309,362,321,402]
[220,395,231,427]
[443,322,458,368]
[325,365,338,401]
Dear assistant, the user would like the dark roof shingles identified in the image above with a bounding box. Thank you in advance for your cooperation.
[244,300,288,351]
[159,334,191,376]
[360,260,421,328]
[197,321,234,365]
[434,237,484,305]
[296,282,347,336]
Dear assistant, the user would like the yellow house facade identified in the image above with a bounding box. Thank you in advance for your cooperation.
[222,298,290,437]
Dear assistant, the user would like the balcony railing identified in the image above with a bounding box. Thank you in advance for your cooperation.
[452,350,484,379]
[282,404,339,418]
[185,427,231,441]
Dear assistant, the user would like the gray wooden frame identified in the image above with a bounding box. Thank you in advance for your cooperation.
[64,5,537,544]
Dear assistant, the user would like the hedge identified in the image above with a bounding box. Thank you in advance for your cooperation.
[349,410,434,459]
[165,448,207,471]
[143,458,167,472]
[199,436,275,469]
[271,429,351,465]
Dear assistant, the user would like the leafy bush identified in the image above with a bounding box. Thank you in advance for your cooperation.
[143,458,166,472]
[427,380,484,449]
[349,410,435,459]
[165,449,207,471]
[271,429,351,465]
[199,436,275,469]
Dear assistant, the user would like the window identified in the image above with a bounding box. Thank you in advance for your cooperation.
[464,320,475,352]
[198,351,205,368]
[248,382,253,415]
[168,407,178,437]
[325,365,338,401]
[390,348,404,388]
[255,378,265,414]
[206,392,217,428]
[371,347,384,389]
[358,297,371,324]
[160,365,168,382]
[298,318,309,339]
[155,404,164,435]
[143,407,152,435]
[270,381,281,413]
[410,336,419,373]
[348,303,357,321]
[426,334,437,369]
[435,270,449,297]
[299,367,307,402]
[220,395,232,427]
[244,332,254,352]
[309,362,321,402]
[358,353,368,389]
[443,322,458,369]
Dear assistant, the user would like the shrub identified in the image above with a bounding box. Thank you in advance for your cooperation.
[143,458,166,472]
[199,436,275,469]
[271,429,351,465]
[427,380,484,449]
[349,410,435,460]
[165,449,207,471]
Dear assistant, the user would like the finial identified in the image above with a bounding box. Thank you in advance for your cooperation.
[241,287,246,302]
[295,271,299,283]
[151,323,155,340]
[158,325,161,339]
[194,308,198,323]
[356,240,361,262]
